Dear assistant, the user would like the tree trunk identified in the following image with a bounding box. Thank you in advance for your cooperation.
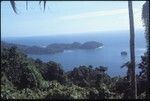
[128,1,137,99]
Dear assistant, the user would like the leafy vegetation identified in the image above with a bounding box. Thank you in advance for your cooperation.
[1,44,147,99]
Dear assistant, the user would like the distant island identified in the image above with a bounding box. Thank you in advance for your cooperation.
[1,41,103,54]
[121,51,127,56]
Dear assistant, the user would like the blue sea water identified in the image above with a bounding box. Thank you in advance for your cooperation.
[2,30,147,77]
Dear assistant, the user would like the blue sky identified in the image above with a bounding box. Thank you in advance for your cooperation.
[1,1,146,37]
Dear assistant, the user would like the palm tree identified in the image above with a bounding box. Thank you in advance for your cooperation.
[128,1,137,99]
[142,1,149,99]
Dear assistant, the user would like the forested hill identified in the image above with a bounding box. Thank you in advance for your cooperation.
[1,41,103,54]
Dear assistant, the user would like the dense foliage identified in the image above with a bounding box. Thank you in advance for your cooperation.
[1,45,147,99]
[142,1,149,98]
[142,1,149,47]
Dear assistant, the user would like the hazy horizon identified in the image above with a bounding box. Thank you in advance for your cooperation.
[1,29,144,38]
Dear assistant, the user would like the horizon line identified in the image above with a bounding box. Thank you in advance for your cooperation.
[1,29,144,38]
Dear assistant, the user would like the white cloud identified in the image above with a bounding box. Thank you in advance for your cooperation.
[60,8,139,20]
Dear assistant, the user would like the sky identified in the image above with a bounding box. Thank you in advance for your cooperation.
[1,1,146,37]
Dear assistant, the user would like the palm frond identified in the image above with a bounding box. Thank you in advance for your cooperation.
[9,1,47,13]
[39,0,46,11]
[26,1,28,10]
[43,0,46,11]
[10,0,17,13]
[39,0,42,5]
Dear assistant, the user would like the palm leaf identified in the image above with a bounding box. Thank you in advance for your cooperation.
[39,0,46,11]
[9,0,47,13]
[39,0,46,10]
[10,0,17,13]
[26,1,28,10]
[39,0,42,5]
[43,0,46,11]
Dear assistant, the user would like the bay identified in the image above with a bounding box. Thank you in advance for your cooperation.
[3,30,146,77]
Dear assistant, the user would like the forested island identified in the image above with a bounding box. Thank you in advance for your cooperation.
[1,41,103,54]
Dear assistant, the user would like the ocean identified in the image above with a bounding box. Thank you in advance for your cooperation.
[2,30,147,77]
